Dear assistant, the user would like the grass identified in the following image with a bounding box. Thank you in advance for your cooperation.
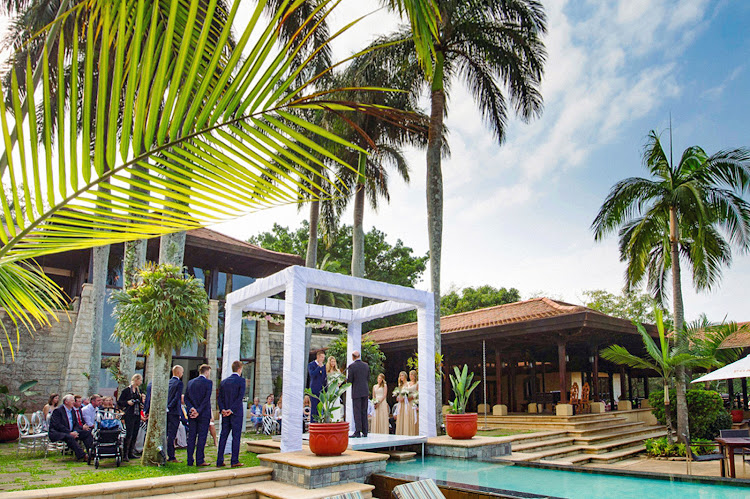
[0,433,262,492]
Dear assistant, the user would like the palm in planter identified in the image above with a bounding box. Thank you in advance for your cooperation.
[305,378,351,456]
[446,365,481,439]
[0,380,38,442]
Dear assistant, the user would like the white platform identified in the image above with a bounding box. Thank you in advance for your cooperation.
[298,432,427,451]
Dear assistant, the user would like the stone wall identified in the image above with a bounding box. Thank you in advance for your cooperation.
[62,283,97,396]
[0,306,78,410]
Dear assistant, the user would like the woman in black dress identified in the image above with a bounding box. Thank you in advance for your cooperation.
[118,373,143,461]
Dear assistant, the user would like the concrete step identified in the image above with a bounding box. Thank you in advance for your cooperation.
[496,430,568,445]
[574,426,665,445]
[255,481,374,499]
[511,444,589,462]
[146,481,267,499]
[566,421,647,438]
[512,437,577,453]
[583,430,666,455]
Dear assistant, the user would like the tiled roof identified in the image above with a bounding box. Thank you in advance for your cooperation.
[366,297,605,344]
[187,228,303,265]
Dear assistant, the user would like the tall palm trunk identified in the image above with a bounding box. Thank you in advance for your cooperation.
[141,231,185,465]
[351,153,366,309]
[89,245,110,394]
[426,52,445,432]
[119,239,147,393]
[669,206,689,444]
[663,378,674,444]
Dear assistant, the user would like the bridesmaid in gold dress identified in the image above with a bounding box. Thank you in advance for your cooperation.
[407,370,419,434]
[371,373,390,434]
[395,371,416,435]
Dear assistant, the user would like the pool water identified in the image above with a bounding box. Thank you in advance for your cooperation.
[385,457,750,499]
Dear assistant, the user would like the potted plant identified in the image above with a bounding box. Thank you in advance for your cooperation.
[305,378,351,456]
[446,365,481,439]
[0,380,38,442]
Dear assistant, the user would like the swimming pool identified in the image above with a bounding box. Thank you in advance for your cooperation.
[384,457,750,499]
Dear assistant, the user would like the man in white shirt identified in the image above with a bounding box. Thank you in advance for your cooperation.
[81,394,102,428]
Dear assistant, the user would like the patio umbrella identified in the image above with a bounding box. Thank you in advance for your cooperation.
[691,354,750,383]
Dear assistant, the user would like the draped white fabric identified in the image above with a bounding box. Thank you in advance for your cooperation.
[222,265,436,453]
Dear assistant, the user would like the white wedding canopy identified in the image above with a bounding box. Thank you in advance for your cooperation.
[692,354,750,383]
[222,265,437,452]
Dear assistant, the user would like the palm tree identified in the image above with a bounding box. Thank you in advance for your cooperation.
[111,264,209,465]
[688,317,745,390]
[592,129,750,443]
[601,310,716,444]
[0,0,416,380]
[371,0,547,426]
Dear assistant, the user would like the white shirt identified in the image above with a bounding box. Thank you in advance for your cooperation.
[81,403,97,427]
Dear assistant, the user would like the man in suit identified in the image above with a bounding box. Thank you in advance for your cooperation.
[217,360,246,468]
[48,394,93,460]
[72,394,90,431]
[185,364,213,466]
[346,350,370,438]
[166,365,184,463]
[307,350,327,419]
[143,381,152,417]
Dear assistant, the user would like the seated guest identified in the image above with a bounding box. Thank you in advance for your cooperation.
[250,397,263,433]
[262,394,276,435]
[273,396,283,433]
[72,395,90,431]
[43,393,59,427]
[81,394,102,429]
[49,394,93,461]
[96,398,122,430]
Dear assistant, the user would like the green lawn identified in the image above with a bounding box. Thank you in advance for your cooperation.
[0,433,262,492]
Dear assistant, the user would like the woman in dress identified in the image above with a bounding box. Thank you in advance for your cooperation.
[408,370,419,434]
[43,393,59,426]
[262,394,276,435]
[371,373,389,434]
[395,371,416,436]
[326,356,344,421]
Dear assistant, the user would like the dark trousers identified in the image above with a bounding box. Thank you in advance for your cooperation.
[166,414,180,460]
[123,415,140,456]
[352,396,368,436]
[50,429,92,459]
[310,394,320,422]
[217,412,243,465]
[187,417,209,465]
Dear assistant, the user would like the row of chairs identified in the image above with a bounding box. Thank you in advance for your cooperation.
[16,411,67,457]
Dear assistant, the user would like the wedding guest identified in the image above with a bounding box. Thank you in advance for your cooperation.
[166,365,184,463]
[118,373,143,461]
[48,394,92,461]
[250,397,263,433]
[72,395,89,431]
[274,396,283,433]
[371,373,389,434]
[408,370,419,434]
[81,394,102,428]
[43,393,59,423]
[262,394,276,435]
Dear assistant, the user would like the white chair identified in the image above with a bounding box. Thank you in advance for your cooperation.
[30,411,50,457]
[17,414,48,456]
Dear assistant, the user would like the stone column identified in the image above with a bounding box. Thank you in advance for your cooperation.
[206,300,219,413]
[254,320,273,402]
[62,284,96,396]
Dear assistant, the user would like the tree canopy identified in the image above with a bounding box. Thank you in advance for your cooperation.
[441,285,520,316]
[582,289,671,326]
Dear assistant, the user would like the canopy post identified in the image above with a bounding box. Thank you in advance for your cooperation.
[417,300,436,437]
[280,273,307,453]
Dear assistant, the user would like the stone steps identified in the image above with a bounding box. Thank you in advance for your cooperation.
[548,444,647,465]
[512,437,577,453]
[575,426,665,445]
[146,481,375,499]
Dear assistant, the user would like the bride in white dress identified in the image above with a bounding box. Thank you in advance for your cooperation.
[326,356,345,422]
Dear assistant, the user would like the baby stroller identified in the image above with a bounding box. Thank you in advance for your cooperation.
[89,409,124,468]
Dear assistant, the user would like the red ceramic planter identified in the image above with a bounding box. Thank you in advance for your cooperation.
[0,423,19,443]
[731,409,744,423]
[445,413,478,440]
[308,422,349,456]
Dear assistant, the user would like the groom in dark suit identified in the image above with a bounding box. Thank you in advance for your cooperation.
[217,360,246,468]
[347,350,370,438]
[307,350,327,419]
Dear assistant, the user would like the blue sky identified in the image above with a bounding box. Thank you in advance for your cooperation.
[219,0,750,323]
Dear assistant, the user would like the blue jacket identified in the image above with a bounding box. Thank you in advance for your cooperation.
[308,360,327,396]
[144,382,152,414]
[167,376,183,417]
[185,375,213,421]
[218,373,246,416]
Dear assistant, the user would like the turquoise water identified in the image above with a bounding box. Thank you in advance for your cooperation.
[386,457,750,499]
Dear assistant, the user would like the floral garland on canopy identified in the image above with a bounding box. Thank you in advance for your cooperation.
[243,312,348,333]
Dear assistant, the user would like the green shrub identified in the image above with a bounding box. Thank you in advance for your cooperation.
[644,437,715,457]
[648,388,729,439]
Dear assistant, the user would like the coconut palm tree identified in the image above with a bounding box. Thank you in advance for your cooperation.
[601,310,716,444]
[592,129,750,443]
[368,0,547,425]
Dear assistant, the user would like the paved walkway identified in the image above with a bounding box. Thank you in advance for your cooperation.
[583,455,750,480]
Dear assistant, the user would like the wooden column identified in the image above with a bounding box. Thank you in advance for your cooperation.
[728,379,735,409]
[743,378,748,410]
[628,370,634,401]
[592,346,600,401]
[643,376,649,398]
[619,366,627,403]
[557,341,568,404]
[509,359,517,412]
[495,348,503,407]
[608,372,615,410]
[443,363,450,405]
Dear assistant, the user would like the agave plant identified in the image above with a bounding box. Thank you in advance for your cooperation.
[0,0,431,358]
[448,364,480,414]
